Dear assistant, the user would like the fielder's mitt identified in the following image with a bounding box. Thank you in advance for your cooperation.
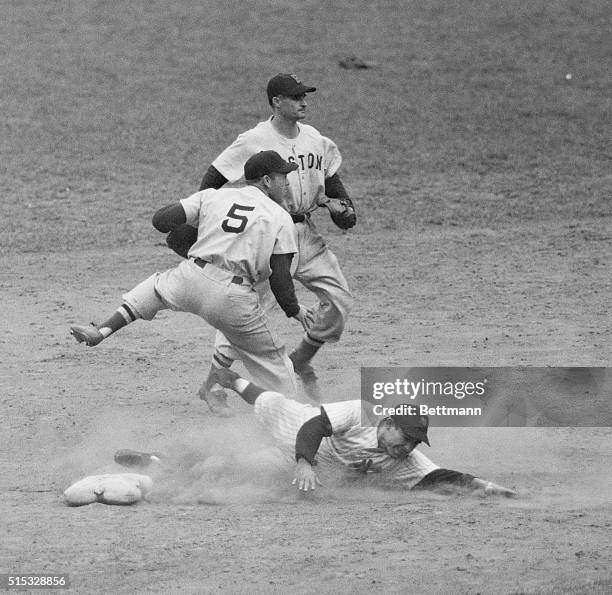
[318,196,357,230]
[166,223,198,258]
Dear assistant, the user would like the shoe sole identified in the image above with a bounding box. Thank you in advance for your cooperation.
[198,389,234,417]
[70,327,101,347]
[114,449,161,468]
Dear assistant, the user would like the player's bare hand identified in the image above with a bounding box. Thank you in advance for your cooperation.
[293,305,314,332]
[291,458,322,491]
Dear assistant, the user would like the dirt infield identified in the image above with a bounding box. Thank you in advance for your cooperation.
[2,1,611,593]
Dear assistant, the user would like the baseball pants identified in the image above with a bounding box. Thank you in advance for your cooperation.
[122,259,298,397]
[212,217,353,365]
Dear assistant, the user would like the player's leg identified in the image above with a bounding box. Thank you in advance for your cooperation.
[210,285,299,399]
[197,284,278,416]
[221,322,299,401]
[293,246,353,345]
[70,273,168,346]
[176,264,299,405]
[197,282,275,409]
[292,222,353,398]
[197,338,236,417]
[213,367,318,463]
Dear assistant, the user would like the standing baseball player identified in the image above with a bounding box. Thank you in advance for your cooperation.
[166,73,355,406]
[70,151,312,409]
[205,367,518,496]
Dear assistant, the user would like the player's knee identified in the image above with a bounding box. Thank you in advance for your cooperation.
[330,292,353,329]
[314,302,349,342]
[122,274,165,321]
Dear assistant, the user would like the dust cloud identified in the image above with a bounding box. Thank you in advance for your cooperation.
[56,405,610,510]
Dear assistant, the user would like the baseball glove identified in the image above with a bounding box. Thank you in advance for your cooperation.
[166,223,198,258]
[318,196,357,230]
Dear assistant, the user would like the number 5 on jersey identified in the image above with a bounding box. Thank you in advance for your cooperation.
[222,204,255,233]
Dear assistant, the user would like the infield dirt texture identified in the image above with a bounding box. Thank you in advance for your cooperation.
[1,1,610,593]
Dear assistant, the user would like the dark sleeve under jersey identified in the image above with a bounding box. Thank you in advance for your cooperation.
[199,165,229,191]
[151,203,187,233]
[295,409,333,465]
[324,172,349,199]
[269,253,299,317]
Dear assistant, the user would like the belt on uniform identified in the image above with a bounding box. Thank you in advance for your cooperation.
[291,213,309,223]
[192,257,244,285]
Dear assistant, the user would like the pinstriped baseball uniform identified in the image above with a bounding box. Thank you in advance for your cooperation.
[254,393,439,488]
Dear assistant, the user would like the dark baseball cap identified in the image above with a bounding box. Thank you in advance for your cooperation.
[244,150,299,180]
[390,413,430,446]
[266,73,316,101]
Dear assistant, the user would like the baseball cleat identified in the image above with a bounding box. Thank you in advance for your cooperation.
[114,449,162,468]
[289,356,323,402]
[70,324,104,347]
[198,386,233,417]
[211,367,241,389]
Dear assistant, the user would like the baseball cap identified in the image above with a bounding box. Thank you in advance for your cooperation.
[244,150,299,180]
[266,73,316,101]
[390,413,430,446]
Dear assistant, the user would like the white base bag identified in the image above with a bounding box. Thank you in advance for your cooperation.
[63,473,153,506]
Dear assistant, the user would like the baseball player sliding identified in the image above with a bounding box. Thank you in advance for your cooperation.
[167,73,355,406]
[70,151,312,406]
[183,367,516,496]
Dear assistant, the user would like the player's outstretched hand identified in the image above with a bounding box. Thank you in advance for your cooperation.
[293,305,314,332]
[291,458,322,491]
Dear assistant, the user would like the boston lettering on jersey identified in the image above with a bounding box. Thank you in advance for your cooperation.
[287,153,323,171]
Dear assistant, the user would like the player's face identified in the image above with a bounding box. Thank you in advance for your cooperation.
[276,93,308,121]
[266,172,291,205]
[377,419,420,459]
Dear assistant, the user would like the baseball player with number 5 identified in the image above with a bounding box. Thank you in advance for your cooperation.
[70,151,312,403]
[166,73,355,409]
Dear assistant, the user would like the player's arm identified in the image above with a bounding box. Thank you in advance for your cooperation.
[199,165,228,191]
[151,203,187,233]
[269,253,313,330]
[321,173,356,229]
[292,409,333,491]
[269,253,298,316]
[161,165,229,259]
[324,172,349,200]
[295,409,333,464]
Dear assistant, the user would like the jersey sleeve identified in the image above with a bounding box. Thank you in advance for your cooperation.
[211,132,258,182]
[271,213,298,255]
[179,191,205,227]
[321,134,343,179]
[321,400,363,434]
